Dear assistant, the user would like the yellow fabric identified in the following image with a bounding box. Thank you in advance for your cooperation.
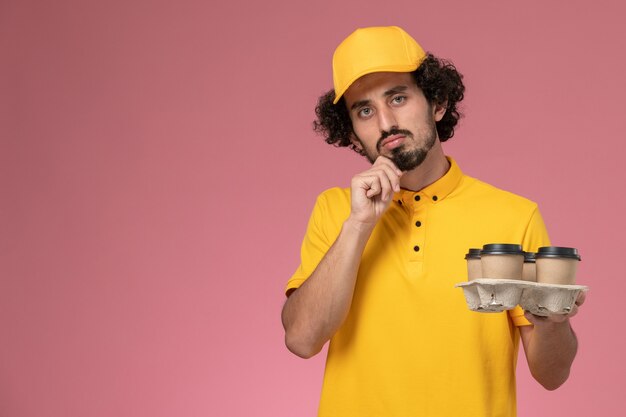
[286,157,550,417]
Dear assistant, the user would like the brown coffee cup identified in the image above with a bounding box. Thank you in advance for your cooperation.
[465,248,482,280]
[535,246,581,285]
[522,252,537,282]
[480,244,524,280]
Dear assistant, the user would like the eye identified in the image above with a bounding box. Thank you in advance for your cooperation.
[358,107,373,118]
[391,95,406,105]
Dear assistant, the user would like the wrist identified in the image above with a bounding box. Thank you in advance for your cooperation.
[344,215,377,235]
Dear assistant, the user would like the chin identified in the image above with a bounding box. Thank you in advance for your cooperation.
[392,150,428,172]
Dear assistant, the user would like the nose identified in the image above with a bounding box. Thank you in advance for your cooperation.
[377,105,398,133]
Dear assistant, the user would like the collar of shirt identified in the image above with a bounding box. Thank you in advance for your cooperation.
[393,156,463,206]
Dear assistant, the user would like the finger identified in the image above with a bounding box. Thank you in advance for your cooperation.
[361,171,395,201]
[374,163,402,192]
[366,187,379,198]
[358,175,382,198]
[525,311,569,324]
[352,173,378,196]
[367,162,402,193]
[575,291,586,306]
[547,314,570,323]
[374,169,393,201]
[373,156,403,176]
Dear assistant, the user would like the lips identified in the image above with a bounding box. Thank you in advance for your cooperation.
[381,134,405,150]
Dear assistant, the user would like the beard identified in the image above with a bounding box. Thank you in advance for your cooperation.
[388,138,433,171]
[358,120,438,171]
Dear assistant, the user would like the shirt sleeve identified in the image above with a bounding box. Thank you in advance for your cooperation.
[521,205,551,253]
[284,189,347,295]
[509,204,552,326]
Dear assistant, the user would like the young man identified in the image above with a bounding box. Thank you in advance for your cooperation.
[281,26,584,417]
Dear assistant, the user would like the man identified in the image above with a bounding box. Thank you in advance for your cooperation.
[281,26,583,417]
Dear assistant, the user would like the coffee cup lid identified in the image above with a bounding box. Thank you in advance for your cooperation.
[536,246,581,261]
[465,248,481,260]
[524,251,536,263]
[480,243,524,255]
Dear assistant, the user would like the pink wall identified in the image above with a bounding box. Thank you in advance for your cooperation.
[1,0,624,415]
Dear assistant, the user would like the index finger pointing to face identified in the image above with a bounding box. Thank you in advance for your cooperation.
[373,156,403,176]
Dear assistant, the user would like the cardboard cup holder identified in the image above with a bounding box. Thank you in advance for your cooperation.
[519,283,587,316]
[455,279,588,316]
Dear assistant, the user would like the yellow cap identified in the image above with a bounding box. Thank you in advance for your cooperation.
[332,26,426,104]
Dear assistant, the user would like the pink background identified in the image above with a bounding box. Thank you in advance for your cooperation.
[1,0,625,415]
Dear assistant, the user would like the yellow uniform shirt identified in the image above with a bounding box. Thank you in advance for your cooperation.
[286,157,550,417]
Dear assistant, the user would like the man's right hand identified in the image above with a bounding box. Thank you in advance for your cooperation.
[283,156,403,358]
[349,156,403,226]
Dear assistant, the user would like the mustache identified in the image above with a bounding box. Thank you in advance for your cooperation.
[376,128,414,152]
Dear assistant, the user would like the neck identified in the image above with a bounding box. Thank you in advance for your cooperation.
[399,142,450,191]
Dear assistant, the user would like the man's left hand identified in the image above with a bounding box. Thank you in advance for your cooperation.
[524,291,586,325]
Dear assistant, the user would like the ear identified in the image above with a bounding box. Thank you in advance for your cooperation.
[433,101,448,122]
[349,132,364,152]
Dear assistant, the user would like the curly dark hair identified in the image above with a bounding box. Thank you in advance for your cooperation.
[313,54,465,155]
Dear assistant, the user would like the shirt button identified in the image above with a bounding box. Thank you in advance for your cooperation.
[414,195,420,201]
[432,196,438,201]
[415,221,421,227]
[413,245,420,252]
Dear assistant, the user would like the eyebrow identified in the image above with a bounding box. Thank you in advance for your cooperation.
[384,85,409,96]
[349,85,409,111]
